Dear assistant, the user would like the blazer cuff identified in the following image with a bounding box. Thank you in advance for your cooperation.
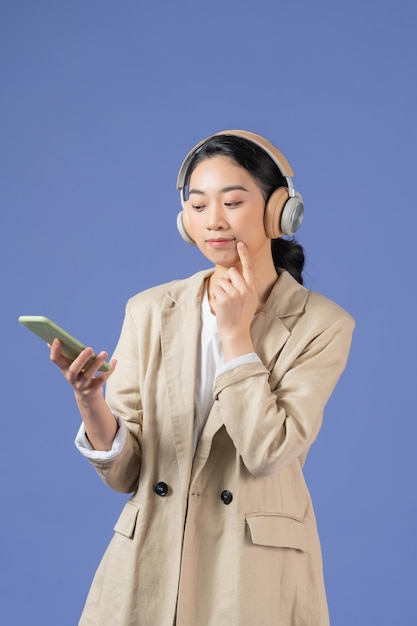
[213,361,268,399]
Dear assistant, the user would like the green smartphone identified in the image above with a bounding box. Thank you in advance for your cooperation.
[18,315,111,372]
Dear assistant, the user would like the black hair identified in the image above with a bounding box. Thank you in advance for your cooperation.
[185,134,305,284]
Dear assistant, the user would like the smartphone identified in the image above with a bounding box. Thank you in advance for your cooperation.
[18,315,111,372]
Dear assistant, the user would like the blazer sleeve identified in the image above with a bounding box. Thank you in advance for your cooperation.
[213,307,355,477]
[82,300,144,494]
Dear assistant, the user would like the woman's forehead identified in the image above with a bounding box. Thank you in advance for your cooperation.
[189,155,262,194]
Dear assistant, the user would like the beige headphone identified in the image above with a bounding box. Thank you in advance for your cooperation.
[176,129,304,245]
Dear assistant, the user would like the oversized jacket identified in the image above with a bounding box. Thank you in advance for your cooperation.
[79,268,355,626]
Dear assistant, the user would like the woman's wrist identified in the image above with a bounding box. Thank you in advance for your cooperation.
[75,393,118,451]
[221,333,255,363]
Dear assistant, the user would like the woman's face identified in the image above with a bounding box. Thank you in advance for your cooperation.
[184,155,272,271]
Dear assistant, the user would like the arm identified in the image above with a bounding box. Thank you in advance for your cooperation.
[49,306,143,493]
[213,313,355,477]
[211,241,354,476]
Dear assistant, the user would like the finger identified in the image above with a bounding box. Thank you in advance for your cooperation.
[67,346,96,377]
[49,338,72,369]
[236,242,256,286]
[91,357,117,383]
[215,275,237,294]
[78,358,117,392]
[80,350,112,379]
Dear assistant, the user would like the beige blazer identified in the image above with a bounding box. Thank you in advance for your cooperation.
[79,269,354,626]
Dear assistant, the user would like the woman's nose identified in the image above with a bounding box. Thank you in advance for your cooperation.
[206,202,227,230]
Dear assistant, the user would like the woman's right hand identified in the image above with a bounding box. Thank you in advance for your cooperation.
[49,338,119,450]
[49,338,115,402]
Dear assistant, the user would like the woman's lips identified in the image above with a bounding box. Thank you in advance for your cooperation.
[206,238,235,247]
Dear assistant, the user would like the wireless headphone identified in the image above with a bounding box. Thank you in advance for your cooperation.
[176,129,304,245]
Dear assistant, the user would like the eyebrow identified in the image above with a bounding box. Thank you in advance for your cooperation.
[189,185,250,195]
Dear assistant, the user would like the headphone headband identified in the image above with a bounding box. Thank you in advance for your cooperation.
[176,129,296,203]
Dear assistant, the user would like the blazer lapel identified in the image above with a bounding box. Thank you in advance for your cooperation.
[251,270,308,365]
[160,270,211,491]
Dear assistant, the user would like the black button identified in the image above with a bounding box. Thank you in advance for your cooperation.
[220,490,233,505]
[153,481,169,497]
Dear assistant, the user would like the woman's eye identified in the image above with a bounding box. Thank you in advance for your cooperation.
[192,204,205,211]
[224,201,242,207]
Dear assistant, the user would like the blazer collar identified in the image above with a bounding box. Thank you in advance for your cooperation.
[163,267,308,318]
[163,269,213,309]
[263,268,308,319]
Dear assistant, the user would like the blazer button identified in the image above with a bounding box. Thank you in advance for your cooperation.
[153,481,169,497]
[220,490,233,505]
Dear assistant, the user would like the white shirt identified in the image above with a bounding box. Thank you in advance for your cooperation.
[75,287,260,459]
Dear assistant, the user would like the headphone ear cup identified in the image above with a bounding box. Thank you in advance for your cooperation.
[176,211,196,245]
[264,187,289,239]
[280,194,304,236]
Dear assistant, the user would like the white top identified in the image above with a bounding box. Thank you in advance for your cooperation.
[75,287,261,459]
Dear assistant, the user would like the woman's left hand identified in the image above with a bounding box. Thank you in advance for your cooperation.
[211,242,259,361]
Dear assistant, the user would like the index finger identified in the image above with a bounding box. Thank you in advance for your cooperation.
[236,241,255,285]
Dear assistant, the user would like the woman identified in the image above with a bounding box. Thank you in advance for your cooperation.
[50,130,354,625]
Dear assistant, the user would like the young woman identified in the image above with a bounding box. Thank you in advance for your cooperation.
[50,130,354,625]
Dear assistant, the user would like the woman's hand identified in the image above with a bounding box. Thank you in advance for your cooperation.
[49,339,115,402]
[211,242,259,361]
[49,339,119,450]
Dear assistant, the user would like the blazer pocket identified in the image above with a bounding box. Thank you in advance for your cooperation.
[113,501,140,539]
[245,513,307,552]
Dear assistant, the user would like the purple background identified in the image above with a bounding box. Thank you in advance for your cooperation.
[1,1,416,624]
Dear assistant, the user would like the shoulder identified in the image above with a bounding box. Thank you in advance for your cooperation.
[270,274,355,368]
[305,289,355,329]
[269,270,355,337]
